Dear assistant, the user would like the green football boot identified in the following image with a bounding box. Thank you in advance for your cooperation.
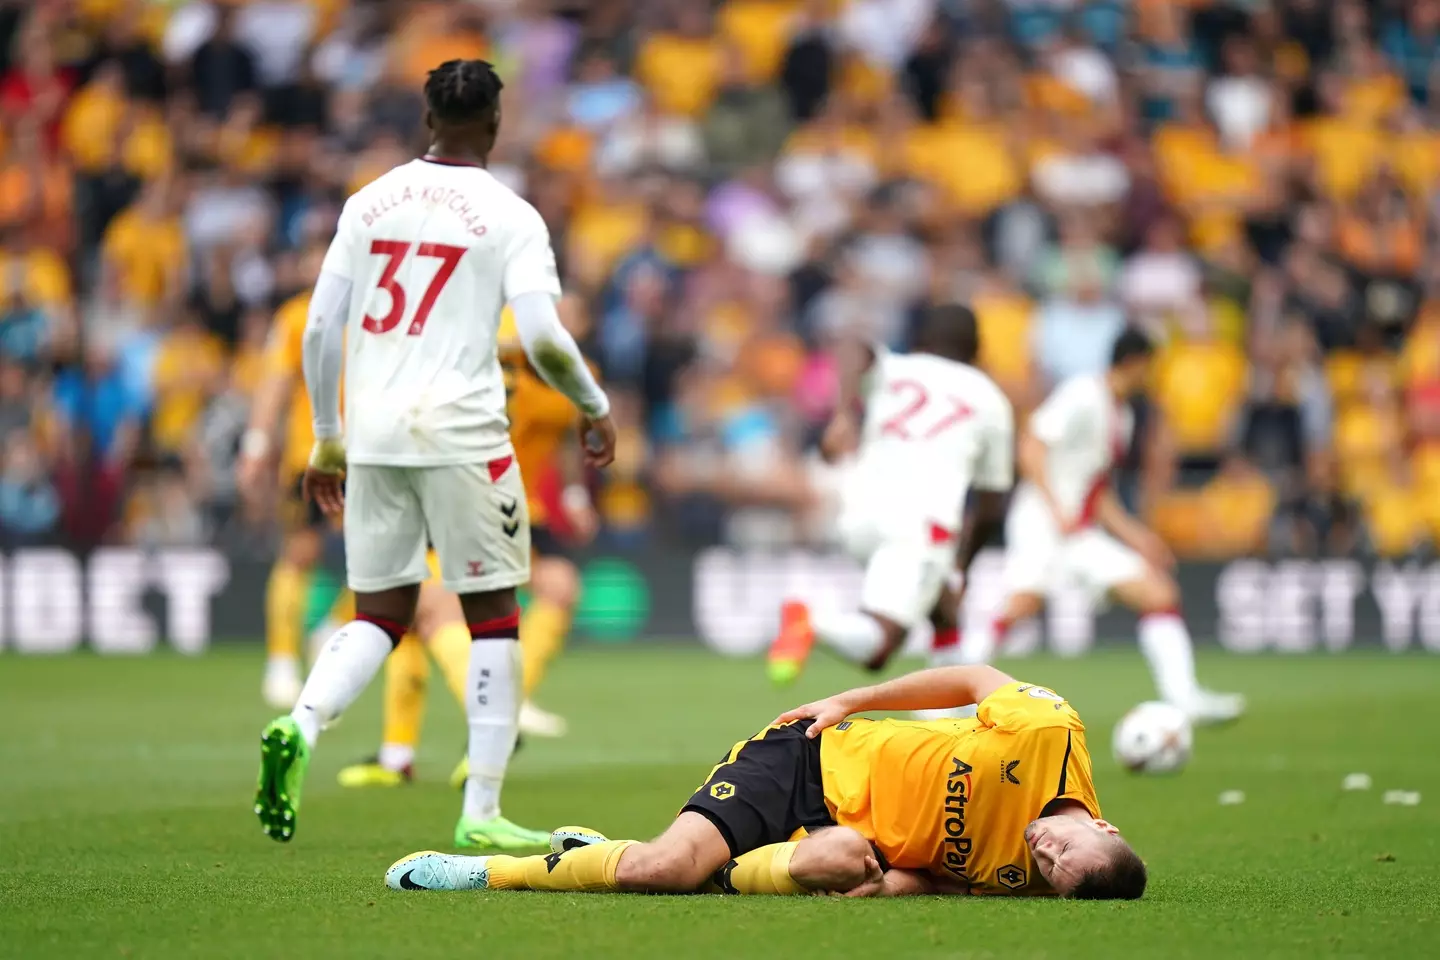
[255,716,311,842]
[453,815,551,851]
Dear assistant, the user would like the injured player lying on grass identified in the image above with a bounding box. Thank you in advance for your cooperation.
[386,664,1147,899]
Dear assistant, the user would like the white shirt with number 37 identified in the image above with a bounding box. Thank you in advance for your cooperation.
[319,157,562,466]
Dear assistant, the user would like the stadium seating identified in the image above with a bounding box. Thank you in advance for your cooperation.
[0,0,1436,560]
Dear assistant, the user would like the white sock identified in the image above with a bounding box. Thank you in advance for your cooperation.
[289,620,394,747]
[956,618,999,665]
[378,743,415,772]
[1138,613,1201,705]
[463,639,521,822]
[809,609,886,665]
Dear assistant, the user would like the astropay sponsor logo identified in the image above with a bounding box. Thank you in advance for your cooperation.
[0,548,230,654]
[941,757,974,880]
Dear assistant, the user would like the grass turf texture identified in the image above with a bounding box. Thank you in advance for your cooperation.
[2,647,1437,960]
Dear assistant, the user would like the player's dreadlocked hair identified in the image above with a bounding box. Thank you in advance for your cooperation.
[424,59,505,124]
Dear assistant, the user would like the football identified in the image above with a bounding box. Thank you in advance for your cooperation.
[1112,701,1193,774]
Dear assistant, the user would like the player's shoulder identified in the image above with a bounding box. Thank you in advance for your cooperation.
[977,680,1085,733]
[487,183,548,238]
[931,357,1011,418]
[959,363,1011,410]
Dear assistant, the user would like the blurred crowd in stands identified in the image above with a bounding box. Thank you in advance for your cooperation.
[3,0,1440,558]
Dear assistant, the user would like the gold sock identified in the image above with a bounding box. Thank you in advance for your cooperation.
[426,621,472,706]
[521,600,571,698]
[381,636,429,748]
[328,588,356,624]
[721,842,804,895]
[264,562,308,660]
[486,840,635,892]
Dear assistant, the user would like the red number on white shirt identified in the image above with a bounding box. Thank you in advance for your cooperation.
[878,379,974,440]
[361,239,467,336]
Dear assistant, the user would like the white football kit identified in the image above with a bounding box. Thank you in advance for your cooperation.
[839,348,1014,625]
[1003,373,1145,600]
[306,157,598,594]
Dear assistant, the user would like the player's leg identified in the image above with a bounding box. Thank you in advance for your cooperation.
[424,457,548,851]
[953,590,1044,666]
[1081,532,1244,724]
[528,822,877,895]
[781,826,878,894]
[386,811,723,894]
[336,634,428,788]
[955,502,1055,666]
[413,576,472,709]
[388,719,834,894]
[262,522,322,709]
[788,533,952,682]
[519,538,579,738]
[411,573,476,789]
[256,465,428,841]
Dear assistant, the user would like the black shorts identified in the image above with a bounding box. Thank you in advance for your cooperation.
[682,719,836,858]
[531,523,570,559]
[282,475,326,530]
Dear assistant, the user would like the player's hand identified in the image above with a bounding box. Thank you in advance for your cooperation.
[562,489,600,545]
[236,432,275,505]
[581,414,617,469]
[302,437,347,517]
[843,857,885,898]
[819,411,859,464]
[773,693,858,737]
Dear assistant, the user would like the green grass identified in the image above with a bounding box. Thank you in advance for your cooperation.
[1,647,1437,959]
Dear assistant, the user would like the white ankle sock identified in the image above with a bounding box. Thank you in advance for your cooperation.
[1138,613,1201,705]
[378,743,416,772]
[290,620,394,746]
[463,639,521,821]
[810,610,886,665]
[957,618,1000,665]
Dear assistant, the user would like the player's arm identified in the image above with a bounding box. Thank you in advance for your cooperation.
[508,294,607,418]
[1093,486,1174,570]
[236,322,298,494]
[298,267,353,515]
[1018,383,1080,532]
[300,269,352,448]
[504,204,613,466]
[776,665,1016,736]
[954,394,1015,576]
[820,332,877,463]
[557,421,599,542]
[1016,427,1071,532]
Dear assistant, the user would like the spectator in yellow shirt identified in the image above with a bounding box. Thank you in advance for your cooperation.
[100,177,185,309]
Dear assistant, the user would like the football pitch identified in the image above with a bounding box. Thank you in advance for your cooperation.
[2,646,1437,959]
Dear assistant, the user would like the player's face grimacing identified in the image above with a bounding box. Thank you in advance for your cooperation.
[1024,815,1123,895]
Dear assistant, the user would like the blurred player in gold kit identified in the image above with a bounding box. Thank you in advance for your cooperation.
[239,242,346,708]
[339,296,599,787]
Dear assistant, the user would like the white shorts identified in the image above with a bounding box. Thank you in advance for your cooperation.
[344,455,531,594]
[839,510,954,628]
[1002,494,1145,601]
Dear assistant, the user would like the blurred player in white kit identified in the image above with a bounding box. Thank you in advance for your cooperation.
[955,327,1243,724]
[767,304,1014,683]
[253,59,615,849]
